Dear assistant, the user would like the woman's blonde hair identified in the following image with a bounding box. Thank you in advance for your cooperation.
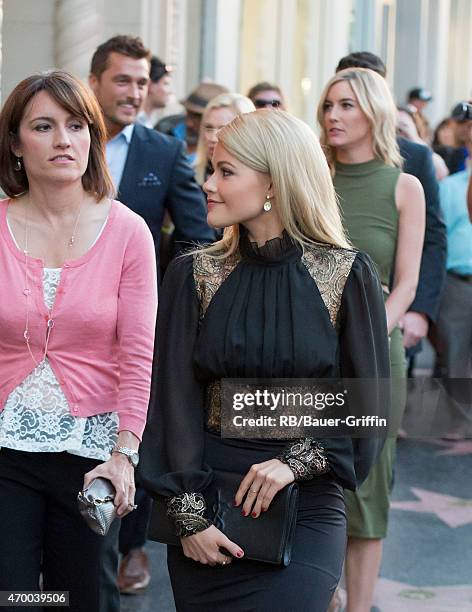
[194,93,255,184]
[199,109,350,259]
[317,67,402,170]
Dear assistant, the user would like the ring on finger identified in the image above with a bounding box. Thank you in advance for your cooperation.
[250,488,258,494]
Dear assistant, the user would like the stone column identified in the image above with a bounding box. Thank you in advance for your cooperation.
[426,0,451,125]
[447,0,472,109]
[55,0,104,81]
[304,0,351,124]
[213,0,242,90]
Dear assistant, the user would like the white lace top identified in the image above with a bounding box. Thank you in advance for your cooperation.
[0,267,118,460]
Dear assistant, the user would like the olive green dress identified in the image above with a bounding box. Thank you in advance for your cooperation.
[334,159,407,538]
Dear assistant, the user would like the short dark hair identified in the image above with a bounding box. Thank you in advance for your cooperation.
[247,81,284,101]
[90,35,151,78]
[0,70,115,200]
[336,52,387,78]
[150,56,170,83]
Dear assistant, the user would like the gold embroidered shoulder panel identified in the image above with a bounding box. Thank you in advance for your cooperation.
[192,250,241,320]
[301,245,357,329]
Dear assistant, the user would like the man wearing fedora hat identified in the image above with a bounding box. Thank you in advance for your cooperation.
[156,81,229,162]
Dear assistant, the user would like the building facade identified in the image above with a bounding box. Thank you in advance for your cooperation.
[1,0,471,130]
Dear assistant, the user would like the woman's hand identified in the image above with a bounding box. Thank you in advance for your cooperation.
[181,525,244,566]
[234,459,294,518]
[83,453,136,518]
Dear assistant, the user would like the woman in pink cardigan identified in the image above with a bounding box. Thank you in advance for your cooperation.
[0,71,157,611]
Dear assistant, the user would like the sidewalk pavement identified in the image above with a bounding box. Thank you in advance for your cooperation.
[121,433,472,612]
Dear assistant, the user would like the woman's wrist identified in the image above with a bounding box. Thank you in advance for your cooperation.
[277,438,329,481]
[167,492,212,537]
[116,429,140,452]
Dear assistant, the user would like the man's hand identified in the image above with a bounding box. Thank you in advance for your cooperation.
[400,312,429,348]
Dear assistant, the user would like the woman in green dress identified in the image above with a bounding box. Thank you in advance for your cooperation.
[317,67,425,612]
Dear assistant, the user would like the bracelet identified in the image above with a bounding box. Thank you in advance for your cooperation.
[277,438,329,481]
[167,492,211,537]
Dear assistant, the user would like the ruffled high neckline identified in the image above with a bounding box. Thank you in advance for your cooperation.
[238,226,301,264]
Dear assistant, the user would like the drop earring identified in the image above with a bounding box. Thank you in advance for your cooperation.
[14,156,22,171]
[263,194,272,212]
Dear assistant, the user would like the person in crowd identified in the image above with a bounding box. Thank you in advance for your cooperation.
[468,166,472,222]
[137,55,173,128]
[0,70,157,612]
[194,92,255,185]
[336,52,446,375]
[318,67,425,612]
[433,117,456,149]
[140,109,390,612]
[156,81,229,161]
[247,81,287,110]
[406,87,433,142]
[88,34,215,606]
[434,102,472,175]
[434,163,472,379]
[397,106,449,181]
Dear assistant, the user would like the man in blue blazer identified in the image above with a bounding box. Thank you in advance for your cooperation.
[89,35,214,264]
[89,35,214,611]
[118,122,215,259]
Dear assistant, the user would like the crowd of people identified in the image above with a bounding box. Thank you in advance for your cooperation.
[0,34,469,612]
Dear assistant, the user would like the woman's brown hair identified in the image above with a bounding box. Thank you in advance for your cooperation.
[0,70,115,200]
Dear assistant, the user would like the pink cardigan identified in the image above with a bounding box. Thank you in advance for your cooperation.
[0,199,157,440]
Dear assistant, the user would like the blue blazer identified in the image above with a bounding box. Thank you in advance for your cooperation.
[118,124,215,261]
[398,137,447,323]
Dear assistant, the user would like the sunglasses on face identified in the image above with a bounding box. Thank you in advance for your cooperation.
[253,99,282,108]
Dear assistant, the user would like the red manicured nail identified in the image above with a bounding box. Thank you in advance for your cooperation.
[261,507,267,512]
[236,551,243,558]
[233,500,238,506]
[251,511,257,518]
[241,510,247,516]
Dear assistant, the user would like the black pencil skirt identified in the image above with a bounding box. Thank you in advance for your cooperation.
[167,436,347,612]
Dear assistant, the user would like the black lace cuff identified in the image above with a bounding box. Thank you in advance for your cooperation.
[277,438,329,481]
[166,492,212,537]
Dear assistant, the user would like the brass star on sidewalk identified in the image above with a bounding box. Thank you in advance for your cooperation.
[391,487,472,527]
[427,439,472,456]
[374,578,472,611]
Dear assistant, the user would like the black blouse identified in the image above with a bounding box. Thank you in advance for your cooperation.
[140,230,390,501]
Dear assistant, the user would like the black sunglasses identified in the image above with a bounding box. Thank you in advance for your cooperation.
[254,99,282,108]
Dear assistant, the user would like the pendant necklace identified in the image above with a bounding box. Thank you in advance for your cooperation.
[23,202,83,365]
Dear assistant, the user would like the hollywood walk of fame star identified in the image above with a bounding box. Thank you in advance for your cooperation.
[424,438,472,456]
[391,487,472,528]
[374,578,472,611]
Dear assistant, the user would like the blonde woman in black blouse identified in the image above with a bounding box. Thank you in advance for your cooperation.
[141,110,389,611]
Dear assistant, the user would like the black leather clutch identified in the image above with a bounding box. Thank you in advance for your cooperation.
[148,470,299,566]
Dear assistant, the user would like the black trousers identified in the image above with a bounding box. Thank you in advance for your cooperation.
[119,485,153,554]
[0,448,115,612]
[99,485,153,612]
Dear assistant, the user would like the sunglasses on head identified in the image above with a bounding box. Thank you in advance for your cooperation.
[254,99,282,108]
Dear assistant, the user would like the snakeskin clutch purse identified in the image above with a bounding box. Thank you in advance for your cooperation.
[77,477,117,536]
